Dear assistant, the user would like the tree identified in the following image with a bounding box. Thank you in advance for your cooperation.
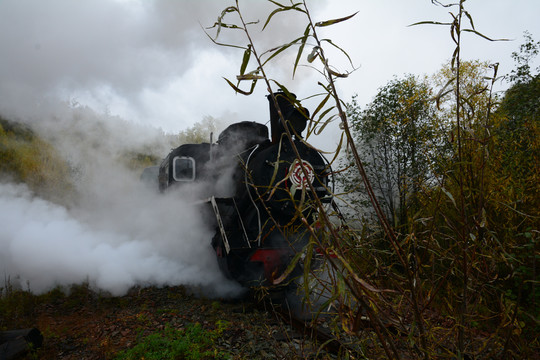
[176,116,222,145]
[429,60,498,242]
[493,74,539,215]
[343,75,438,229]
[508,31,540,84]
[489,34,540,310]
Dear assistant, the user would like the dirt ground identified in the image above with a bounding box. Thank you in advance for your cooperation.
[2,285,327,360]
[4,284,535,359]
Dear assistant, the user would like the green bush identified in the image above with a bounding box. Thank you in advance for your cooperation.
[114,322,229,360]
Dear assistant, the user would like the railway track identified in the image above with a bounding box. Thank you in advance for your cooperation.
[254,290,363,358]
[261,286,407,359]
[274,308,347,356]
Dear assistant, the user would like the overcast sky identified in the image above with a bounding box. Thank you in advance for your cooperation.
[0,0,538,144]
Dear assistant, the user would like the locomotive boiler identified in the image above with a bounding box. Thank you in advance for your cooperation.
[154,92,333,289]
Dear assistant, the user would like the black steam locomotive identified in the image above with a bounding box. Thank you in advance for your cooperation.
[154,93,333,288]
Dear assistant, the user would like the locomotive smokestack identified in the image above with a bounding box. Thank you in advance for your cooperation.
[267,92,309,144]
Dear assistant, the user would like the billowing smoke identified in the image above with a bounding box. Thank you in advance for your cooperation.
[0,101,242,297]
[0,0,317,133]
[0,183,228,296]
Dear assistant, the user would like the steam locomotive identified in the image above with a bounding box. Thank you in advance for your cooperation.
[153,92,333,289]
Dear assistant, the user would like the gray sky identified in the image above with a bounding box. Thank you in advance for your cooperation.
[0,0,538,143]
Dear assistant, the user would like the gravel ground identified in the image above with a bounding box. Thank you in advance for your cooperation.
[1,285,335,359]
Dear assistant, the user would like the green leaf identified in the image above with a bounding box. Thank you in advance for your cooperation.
[328,68,349,78]
[451,47,459,70]
[263,1,305,30]
[334,251,385,293]
[262,36,304,67]
[273,242,310,285]
[305,92,331,137]
[434,76,455,109]
[306,46,319,63]
[239,45,251,76]
[293,25,311,78]
[408,20,453,27]
[450,20,458,45]
[315,12,358,27]
[236,73,264,81]
[205,22,241,31]
[237,69,263,81]
[330,132,344,164]
[267,0,304,12]
[302,242,314,296]
[267,0,289,8]
[463,10,475,30]
[267,140,284,189]
[263,8,288,31]
[311,93,331,119]
[430,0,456,8]
[314,115,338,135]
[212,6,239,39]
[202,29,248,50]
[317,105,336,123]
[315,292,340,319]
[270,81,296,105]
[317,81,331,93]
[321,38,355,68]
[289,183,297,198]
[462,28,509,42]
[223,77,257,95]
[441,187,457,208]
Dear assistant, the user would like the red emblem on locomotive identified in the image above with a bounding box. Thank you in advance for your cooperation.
[289,160,315,188]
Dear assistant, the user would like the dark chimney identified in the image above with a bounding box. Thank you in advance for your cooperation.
[267,92,309,143]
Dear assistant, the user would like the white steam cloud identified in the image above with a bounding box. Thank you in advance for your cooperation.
[0,101,242,297]
[0,182,239,297]
[0,0,315,133]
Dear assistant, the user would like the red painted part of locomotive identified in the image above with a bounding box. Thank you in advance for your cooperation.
[249,248,291,282]
[315,247,338,258]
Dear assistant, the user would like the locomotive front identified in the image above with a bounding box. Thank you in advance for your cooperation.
[211,92,333,289]
[151,92,332,291]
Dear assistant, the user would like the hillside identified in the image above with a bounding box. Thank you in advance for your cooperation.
[0,117,75,205]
